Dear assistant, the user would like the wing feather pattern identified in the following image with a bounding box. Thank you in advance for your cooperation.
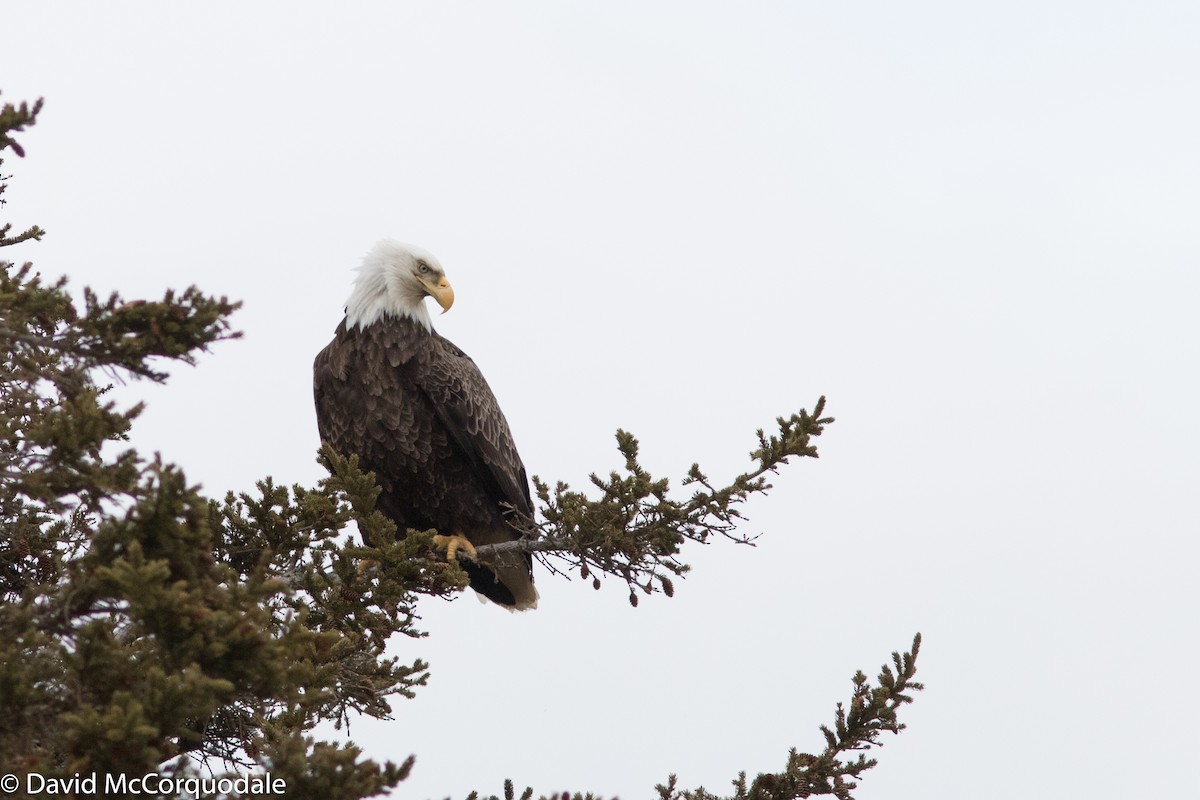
[418,333,533,522]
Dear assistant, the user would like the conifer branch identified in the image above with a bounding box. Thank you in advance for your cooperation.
[0,92,43,159]
[470,400,832,604]
[458,635,922,800]
[648,634,924,800]
[0,93,45,246]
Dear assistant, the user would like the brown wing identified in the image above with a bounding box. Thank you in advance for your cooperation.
[418,331,533,524]
[313,320,362,477]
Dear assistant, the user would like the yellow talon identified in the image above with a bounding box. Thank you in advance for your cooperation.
[431,533,477,562]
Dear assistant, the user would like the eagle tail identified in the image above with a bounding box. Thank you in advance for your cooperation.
[463,557,538,611]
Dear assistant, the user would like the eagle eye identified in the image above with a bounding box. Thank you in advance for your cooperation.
[418,261,430,274]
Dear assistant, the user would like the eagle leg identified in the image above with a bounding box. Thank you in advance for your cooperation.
[431,533,478,563]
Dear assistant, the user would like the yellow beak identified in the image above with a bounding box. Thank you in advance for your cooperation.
[428,277,454,313]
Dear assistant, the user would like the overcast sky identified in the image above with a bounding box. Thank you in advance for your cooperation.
[4,2,1199,798]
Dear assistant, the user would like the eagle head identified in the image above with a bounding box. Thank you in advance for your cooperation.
[345,239,454,331]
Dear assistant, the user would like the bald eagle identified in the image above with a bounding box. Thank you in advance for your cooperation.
[313,240,537,610]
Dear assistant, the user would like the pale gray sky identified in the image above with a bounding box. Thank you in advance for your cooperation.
[5,2,1199,798]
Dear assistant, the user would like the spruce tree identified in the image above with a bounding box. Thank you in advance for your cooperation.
[0,91,921,799]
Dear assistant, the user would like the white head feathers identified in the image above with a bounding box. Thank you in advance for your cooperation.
[344,240,452,331]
